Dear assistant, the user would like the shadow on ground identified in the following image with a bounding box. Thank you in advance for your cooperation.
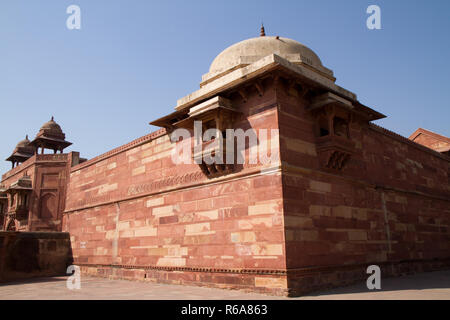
[0,276,68,287]
[301,270,450,298]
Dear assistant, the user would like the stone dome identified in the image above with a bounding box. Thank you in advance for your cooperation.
[15,135,31,149]
[40,117,63,134]
[30,116,71,151]
[209,36,325,76]
[9,135,35,159]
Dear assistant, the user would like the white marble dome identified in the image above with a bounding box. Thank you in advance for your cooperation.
[210,36,322,73]
[203,35,334,85]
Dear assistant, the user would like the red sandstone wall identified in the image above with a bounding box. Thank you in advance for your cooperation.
[63,86,289,293]
[276,86,450,273]
[62,76,449,295]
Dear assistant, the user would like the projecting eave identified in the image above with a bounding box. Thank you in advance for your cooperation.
[29,136,72,149]
[174,54,358,113]
[353,101,386,121]
[149,109,189,129]
[4,177,32,192]
[6,152,33,162]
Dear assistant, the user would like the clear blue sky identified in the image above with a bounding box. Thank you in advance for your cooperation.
[1,0,449,174]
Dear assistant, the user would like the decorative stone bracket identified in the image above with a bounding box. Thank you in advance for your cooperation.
[193,138,234,177]
[316,135,355,170]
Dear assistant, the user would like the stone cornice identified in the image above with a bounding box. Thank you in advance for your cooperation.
[175,54,357,112]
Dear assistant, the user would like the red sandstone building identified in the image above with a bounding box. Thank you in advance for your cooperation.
[1,29,449,296]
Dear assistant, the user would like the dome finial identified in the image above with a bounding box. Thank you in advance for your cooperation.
[26,134,28,140]
[260,23,265,37]
[51,116,54,121]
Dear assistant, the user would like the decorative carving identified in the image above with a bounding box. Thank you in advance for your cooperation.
[126,171,205,197]
[194,139,235,178]
[323,150,351,170]
[73,262,287,276]
[36,154,68,162]
[315,135,355,171]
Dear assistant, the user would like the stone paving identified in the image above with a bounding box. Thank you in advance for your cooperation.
[0,270,449,300]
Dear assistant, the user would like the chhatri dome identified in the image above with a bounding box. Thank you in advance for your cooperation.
[39,116,64,135]
[201,25,335,87]
[29,116,72,153]
[15,136,32,150]
[5,135,35,167]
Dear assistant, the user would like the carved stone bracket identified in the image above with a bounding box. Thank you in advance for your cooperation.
[316,135,355,171]
[193,138,235,178]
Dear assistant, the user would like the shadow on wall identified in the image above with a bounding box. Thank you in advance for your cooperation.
[0,231,73,283]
